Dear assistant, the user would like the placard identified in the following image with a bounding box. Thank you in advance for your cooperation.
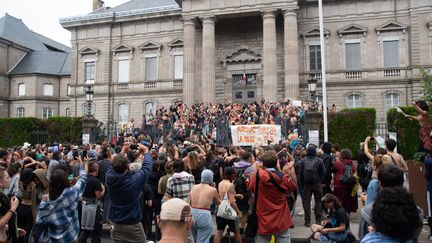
[82,134,90,145]
[291,100,302,107]
[308,130,319,147]
[231,125,281,146]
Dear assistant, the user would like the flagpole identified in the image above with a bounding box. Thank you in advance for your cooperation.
[318,0,328,142]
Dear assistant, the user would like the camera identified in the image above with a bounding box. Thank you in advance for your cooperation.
[141,140,151,147]
[130,144,138,150]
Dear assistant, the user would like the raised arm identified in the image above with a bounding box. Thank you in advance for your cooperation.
[363,137,374,161]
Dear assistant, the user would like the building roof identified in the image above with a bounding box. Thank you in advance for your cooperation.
[33,32,71,53]
[91,0,179,14]
[0,14,47,51]
[8,50,70,76]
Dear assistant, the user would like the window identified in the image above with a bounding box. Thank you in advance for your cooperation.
[18,83,25,96]
[85,61,96,84]
[67,84,71,96]
[347,94,361,108]
[383,40,399,68]
[384,93,400,112]
[42,108,53,119]
[16,107,25,117]
[43,84,54,96]
[118,103,129,123]
[174,55,183,79]
[145,102,155,115]
[235,92,242,99]
[66,108,71,117]
[118,59,130,83]
[345,42,361,70]
[232,74,257,86]
[309,45,322,71]
[247,91,255,99]
[145,57,158,81]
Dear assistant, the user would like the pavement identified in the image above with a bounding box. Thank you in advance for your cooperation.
[98,198,432,243]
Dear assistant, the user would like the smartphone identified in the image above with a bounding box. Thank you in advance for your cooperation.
[72,149,79,159]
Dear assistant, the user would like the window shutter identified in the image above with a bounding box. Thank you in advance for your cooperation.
[174,55,183,79]
[18,84,25,96]
[118,59,130,83]
[384,40,399,68]
[346,43,361,70]
[145,57,157,81]
[43,84,54,96]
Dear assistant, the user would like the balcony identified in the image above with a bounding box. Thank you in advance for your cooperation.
[113,79,183,93]
[383,69,401,77]
[345,71,362,79]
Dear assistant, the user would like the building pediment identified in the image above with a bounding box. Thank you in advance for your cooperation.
[301,26,330,38]
[78,47,99,56]
[139,41,162,51]
[112,44,134,54]
[337,24,367,37]
[376,21,407,34]
[224,47,261,63]
[168,38,183,48]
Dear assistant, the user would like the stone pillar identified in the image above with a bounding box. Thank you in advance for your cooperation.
[262,11,278,102]
[284,10,300,100]
[202,16,216,103]
[183,18,196,105]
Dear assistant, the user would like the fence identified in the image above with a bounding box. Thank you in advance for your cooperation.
[30,131,49,145]
[375,122,388,139]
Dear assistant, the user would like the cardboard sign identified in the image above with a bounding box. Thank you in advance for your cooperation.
[231,125,281,146]
[82,134,90,145]
[308,130,319,147]
[291,100,302,107]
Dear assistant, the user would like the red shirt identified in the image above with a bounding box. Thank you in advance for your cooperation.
[248,169,297,235]
[332,159,357,188]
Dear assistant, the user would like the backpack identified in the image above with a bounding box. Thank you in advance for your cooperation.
[302,158,320,185]
[340,161,356,185]
[321,153,335,184]
[234,166,250,200]
[209,158,222,183]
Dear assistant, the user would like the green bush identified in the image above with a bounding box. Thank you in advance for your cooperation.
[0,118,41,147]
[387,107,422,160]
[321,108,376,156]
[47,117,82,144]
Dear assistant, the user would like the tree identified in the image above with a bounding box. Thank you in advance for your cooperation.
[420,68,432,101]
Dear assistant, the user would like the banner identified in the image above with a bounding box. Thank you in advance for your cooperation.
[231,125,281,146]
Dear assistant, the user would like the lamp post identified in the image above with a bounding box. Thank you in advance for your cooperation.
[308,78,317,111]
[84,84,94,118]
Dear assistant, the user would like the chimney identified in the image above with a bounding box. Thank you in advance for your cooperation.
[93,0,104,11]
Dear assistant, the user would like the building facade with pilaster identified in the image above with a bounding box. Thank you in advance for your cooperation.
[60,0,432,133]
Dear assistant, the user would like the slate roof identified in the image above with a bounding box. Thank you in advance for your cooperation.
[0,14,47,51]
[91,0,179,14]
[8,50,70,76]
[33,32,71,53]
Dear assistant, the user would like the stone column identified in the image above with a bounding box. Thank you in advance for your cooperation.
[262,11,278,102]
[284,10,300,100]
[201,16,216,103]
[183,18,196,105]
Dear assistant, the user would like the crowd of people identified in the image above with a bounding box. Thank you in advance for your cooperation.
[0,100,428,243]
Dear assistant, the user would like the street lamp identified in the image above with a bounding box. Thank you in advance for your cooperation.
[84,85,94,118]
[308,79,318,111]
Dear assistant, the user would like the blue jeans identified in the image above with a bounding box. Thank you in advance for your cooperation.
[320,230,348,242]
[255,229,291,243]
[192,208,213,243]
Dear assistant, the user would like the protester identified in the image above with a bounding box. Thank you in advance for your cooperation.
[164,160,195,202]
[189,169,221,243]
[106,143,153,243]
[158,198,193,243]
[299,145,325,227]
[248,150,297,243]
[332,149,358,215]
[405,100,432,152]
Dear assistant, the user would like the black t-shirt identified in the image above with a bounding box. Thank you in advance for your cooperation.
[82,175,102,199]
[327,207,349,230]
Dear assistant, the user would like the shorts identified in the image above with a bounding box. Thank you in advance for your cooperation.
[216,216,237,232]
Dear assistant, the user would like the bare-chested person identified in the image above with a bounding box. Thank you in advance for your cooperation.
[189,170,221,243]
[406,100,432,152]
[214,167,243,243]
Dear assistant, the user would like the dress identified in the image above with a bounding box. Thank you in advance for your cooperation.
[332,159,358,213]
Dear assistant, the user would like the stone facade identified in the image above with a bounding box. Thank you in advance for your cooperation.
[60,0,432,133]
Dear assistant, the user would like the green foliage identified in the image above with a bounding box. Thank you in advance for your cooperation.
[0,117,82,147]
[420,68,432,101]
[323,108,376,157]
[387,106,422,160]
[47,117,82,144]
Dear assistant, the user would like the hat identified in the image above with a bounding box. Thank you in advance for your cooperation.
[23,142,31,148]
[88,150,97,161]
[183,141,192,146]
[201,169,213,184]
[160,198,192,222]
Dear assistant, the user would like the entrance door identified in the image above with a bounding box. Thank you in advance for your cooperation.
[232,73,257,104]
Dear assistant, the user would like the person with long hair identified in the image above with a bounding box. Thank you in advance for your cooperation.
[311,193,351,242]
[35,157,88,242]
[0,166,25,242]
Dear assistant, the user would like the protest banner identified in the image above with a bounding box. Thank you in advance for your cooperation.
[231,125,281,146]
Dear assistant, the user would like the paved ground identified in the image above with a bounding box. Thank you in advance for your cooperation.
[97,198,432,242]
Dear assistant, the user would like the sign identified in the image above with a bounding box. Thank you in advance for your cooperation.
[82,134,90,145]
[308,130,319,146]
[231,125,281,146]
[291,100,302,107]
[388,132,397,152]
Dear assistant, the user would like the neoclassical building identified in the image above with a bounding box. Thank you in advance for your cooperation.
[60,0,432,133]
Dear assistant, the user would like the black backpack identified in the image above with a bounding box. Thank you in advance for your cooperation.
[321,153,335,184]
[234,166,250,199]
[302,158,320,185]
[340,162,356,185]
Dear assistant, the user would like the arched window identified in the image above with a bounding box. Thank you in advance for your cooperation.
[42,107,53,119]
[384,93,400,112]
[18,83,25,96]
[347,94,361,108]
[16,107,25,117]
[66,108,71,117]
[118,103,129,123]
[145,102,155,116]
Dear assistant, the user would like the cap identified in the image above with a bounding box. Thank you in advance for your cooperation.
[160,198,192,222]
[201,169,213,184]
[88,150,97,161]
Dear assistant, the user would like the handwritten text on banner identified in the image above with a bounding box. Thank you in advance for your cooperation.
[231,125,281,146]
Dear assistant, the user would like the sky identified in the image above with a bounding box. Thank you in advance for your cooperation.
[0,0,128,47]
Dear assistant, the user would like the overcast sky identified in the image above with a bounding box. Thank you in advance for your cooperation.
[0,0,128,47]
